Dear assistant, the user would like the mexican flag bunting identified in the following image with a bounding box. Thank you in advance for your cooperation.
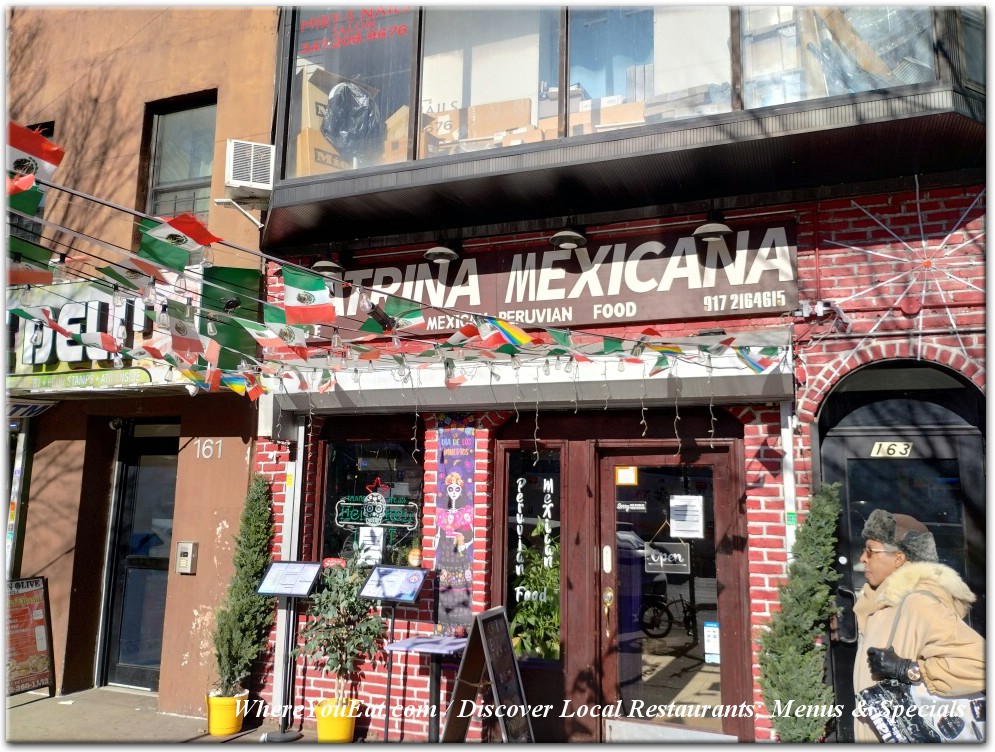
[233,316,286,350]
[139,214,221,273]
[72,330,120,355]
[96,255,167,292]
[445,321,479,347]
[383,296,424,329]
[243,371,265,401]
[38,307,73,339]
[282,364,309,391]
[316,368,335,393]
[282,266,336,325]
[648,354,671,377]
[262,303,309,349]
[6,173,43,215]
[166,299,204,359]
[7,122,65,184]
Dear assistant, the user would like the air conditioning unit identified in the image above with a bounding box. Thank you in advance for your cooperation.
[224,139,274,201]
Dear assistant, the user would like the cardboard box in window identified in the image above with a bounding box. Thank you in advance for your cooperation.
[383,138,408,164]
[424,107,467,142]
[567,109,594,136]
[580,95,626,112]
[500,126,544,147]
[467,99,532,140]
[296,127,350,177]
[385,105,409,143]
[538,116,560,140]
[596,101,646,127]
[298,65,379,132]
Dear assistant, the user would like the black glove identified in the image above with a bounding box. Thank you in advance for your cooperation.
[867,645,917,683]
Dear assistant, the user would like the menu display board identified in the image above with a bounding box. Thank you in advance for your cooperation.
[257,561,323,598]
[7,578,54,696]
[359,565,428,604]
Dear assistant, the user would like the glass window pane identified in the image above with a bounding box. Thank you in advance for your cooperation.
[154,106,216,185]
[570,7,731,134]
[419,8,560,158]
[742,6,937,109]
[323,441,424,565]
[506,450,561,661]
[289,7,418,177]
[962,8,985,86]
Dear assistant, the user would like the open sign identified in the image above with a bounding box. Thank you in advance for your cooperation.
[645,542,691,575]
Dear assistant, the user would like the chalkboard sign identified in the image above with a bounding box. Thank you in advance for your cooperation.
[442,606,534,743]
[7,578,55,697]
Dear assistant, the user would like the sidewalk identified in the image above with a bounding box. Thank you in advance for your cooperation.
[5,687,319,743]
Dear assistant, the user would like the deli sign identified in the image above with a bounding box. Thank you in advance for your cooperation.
[336,222,798,332]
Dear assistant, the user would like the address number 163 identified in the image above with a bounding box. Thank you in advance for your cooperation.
[870,441,912,457]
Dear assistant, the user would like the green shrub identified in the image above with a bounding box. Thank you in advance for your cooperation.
[757,482,841,742]
[211,474,275,696]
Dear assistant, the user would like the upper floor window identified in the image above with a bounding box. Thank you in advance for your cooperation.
[290,7,418,178]
[149,104,217,221]
[282,6,945,178]
[742,6,937,109]
[568,6,732,134]
[961,7,985,87]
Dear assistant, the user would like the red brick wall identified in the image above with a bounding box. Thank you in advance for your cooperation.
[252,183,984,741]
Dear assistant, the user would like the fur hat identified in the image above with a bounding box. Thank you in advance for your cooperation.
[861,509,939,563]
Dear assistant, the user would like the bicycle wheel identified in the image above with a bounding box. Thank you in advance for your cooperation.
[639,601,675,638]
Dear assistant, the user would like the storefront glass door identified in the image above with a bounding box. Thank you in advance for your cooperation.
[104,423,178,690]
[596,453,751,740]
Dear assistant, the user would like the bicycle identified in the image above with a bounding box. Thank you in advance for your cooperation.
[639,591,697,639]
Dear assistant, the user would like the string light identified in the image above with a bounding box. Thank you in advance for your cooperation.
[51,254,68,283]
[542,359,550,376]
[30,321,44,346]
[331,327,342,349]
[143,281,157,306]
[206,315,218,337]
[112,353,124,369]
[157,302,170,327]
[444,358,456,380]
[164,365,174,382]
[111,285,123,308]
[359,288,374,314]
[115,321,128,342]
[618,357,626,372]
[564,356,574,374]
[511,355,522,370]
[200,246,215,268]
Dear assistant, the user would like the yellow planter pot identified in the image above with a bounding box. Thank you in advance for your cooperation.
[315,698,360,743]
[206,690,249,737]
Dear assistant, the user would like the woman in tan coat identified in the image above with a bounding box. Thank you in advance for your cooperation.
[853,509,985,742]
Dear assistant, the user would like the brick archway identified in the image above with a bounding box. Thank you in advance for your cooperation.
[797,340,985,424]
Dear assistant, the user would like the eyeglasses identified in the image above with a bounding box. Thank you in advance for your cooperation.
[863,546,896,557]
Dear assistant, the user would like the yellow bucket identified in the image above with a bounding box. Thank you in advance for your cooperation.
[315,698,360,743]
[206,691,248,736]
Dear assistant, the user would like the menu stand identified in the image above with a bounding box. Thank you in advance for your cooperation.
[256,561,324,743]
[357,565,430,742]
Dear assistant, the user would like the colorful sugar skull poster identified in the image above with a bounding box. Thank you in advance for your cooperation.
[434,414,475,636]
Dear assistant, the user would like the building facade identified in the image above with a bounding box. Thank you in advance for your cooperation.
[7,5,984,744]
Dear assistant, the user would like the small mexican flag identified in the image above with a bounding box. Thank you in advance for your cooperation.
[7,122,65,184]
[166,299,204,359]
[6,173,43,216]
[139,214,221,273]
[262,303,309,349]
[282,266,337,325]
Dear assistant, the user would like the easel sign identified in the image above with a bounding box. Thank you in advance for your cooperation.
[7,578,55,697]
[256,561,323,598]
[442,606,534,743]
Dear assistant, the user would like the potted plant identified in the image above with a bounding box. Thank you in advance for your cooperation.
[208,474,276,736]
[296,552,387,742]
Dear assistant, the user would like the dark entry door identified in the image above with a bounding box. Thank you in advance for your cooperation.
[822,425,985,741]
[104,422,179,690]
